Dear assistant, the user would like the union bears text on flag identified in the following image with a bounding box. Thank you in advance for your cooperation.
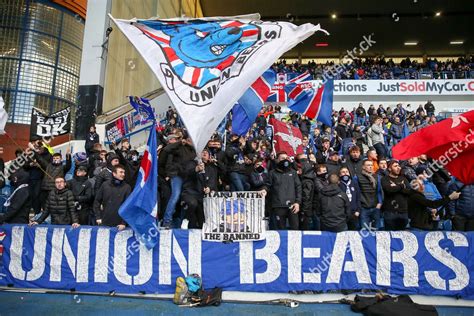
[111,14,328,152]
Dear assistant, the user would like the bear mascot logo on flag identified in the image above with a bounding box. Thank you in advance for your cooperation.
[135,20,282,107]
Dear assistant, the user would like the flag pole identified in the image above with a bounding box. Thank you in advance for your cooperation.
[4,132,54,180]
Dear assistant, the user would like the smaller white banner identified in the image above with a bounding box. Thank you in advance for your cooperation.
[202,191,266,242]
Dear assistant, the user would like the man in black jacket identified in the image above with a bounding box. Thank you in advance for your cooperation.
[94,153,120,192]
[343,145,363,177]
[317,174,351,232]
[162,134,196,228]
[316,137,331,164]
[0,168,30,224]
[408,179,459,230]
[358,159,382,230]
[266,152,302,230]
[326,151,342,176]
[31,176,79,227]
[67,165,93,225]
[298,161,317,230]
[26,140,51,214]
[226,134,249,192]
[381,160,411,230]
[30,144,72,213]
[93,165,131,230]
[85,125,100,156]
[180,159,206,229]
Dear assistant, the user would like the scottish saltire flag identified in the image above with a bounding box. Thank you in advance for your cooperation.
[285,80,334,126]
[232,69,276,136]
[118,125,159,249]
[129,96,155,124]
[111,14,328,152]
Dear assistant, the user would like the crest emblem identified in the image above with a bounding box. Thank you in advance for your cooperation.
[135,20,264,107]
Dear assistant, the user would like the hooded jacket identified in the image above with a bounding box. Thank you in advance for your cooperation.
[0,168,30,224]
[299,163,317,217]
[94,153,117,192]
[266,165,302,208]
[316,184,351,228]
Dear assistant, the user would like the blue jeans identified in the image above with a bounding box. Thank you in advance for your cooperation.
[360,207,381,230]
[356,115,366,126]
[163,176,183,224]
[229,172,250,192]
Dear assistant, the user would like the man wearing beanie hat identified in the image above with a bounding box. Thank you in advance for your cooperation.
[94,153,120,192]
[67,165,93,225]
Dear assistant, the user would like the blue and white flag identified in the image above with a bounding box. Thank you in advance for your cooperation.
[232,69,276,136]
[111,14,328,152]
[285,80,334,126]
[118,125,159,249]
[129,96,155,124]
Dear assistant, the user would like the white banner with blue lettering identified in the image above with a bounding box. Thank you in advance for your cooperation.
[0,225,473,299]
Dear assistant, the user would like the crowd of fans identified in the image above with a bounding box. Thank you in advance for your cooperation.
[273,55,474,80]
[1,101,473,233]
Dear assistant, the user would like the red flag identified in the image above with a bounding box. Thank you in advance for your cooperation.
[270,118,304,157]
[392,110,474,184]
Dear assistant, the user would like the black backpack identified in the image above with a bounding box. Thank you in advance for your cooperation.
[350,294,438,316]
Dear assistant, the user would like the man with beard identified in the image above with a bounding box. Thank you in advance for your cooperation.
[381,160,411,230]
[358,159,382,230]
[343,145,363,177]
[67,165,93,225]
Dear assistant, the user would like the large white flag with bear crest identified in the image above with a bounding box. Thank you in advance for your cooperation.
[111,14,328,152]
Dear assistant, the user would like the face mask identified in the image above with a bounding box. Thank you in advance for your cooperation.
[52,161,61,166]
[296,158,307,163]
[317,172,328,179]
[209,147,217,154]
[341,175,350,183]
[278,160,290,169]
[255,166,265,173]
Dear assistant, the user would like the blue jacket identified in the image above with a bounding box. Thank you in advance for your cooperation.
[339,177,362,213]
[447,179,474,218]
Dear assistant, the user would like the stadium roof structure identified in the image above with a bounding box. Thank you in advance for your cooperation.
[200,0,474,58]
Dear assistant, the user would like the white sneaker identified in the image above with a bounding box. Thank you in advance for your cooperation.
[181,219,189,229]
